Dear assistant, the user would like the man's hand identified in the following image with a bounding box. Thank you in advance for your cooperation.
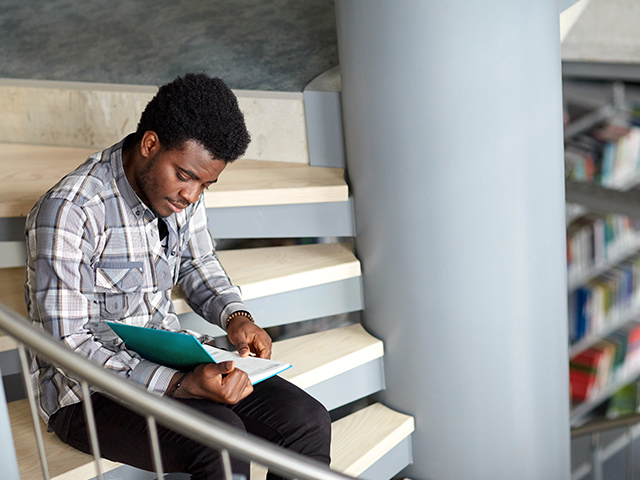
[168,362,253,404]
[226,315,272,359]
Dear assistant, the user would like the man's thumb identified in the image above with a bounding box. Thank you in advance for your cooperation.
[218,361,235,373]
[236,341,250,357]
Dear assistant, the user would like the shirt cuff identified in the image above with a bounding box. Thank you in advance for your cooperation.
[129,360,178,396]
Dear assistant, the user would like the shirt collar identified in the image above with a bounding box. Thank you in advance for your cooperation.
[110,136,156,223]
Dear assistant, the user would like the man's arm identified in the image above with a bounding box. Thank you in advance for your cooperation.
[27,198,177,395]
[176,197,272,359]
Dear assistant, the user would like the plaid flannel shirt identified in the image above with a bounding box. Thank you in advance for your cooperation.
[25,138,247,423]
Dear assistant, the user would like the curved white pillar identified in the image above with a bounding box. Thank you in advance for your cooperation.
[0,367,20,479]
[335,1,570,479]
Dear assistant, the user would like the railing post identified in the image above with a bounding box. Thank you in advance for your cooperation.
[18,343,50,479]
[626,426,634,480]
[147,415,165,479]
[591,432,603,480]
[80,381,104,480]
[0,364,21,480]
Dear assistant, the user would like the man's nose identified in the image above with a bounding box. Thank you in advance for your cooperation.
[180,183,200,205]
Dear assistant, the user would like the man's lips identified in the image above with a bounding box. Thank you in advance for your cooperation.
[168,200,188,212]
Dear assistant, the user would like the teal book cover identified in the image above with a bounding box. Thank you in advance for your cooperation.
[106,321,291,384]
[107,321,213,370]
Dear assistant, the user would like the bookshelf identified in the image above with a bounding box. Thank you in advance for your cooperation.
[565,92,640,424]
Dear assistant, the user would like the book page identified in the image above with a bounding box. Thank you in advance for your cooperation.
[202,345,291,384]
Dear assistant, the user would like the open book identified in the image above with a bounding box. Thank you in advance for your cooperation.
[106,321,291,385]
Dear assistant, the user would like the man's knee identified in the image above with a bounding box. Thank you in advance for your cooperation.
[178,398,248,432]
[290,392,331,436]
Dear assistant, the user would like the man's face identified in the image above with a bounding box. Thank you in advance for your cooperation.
[134,140,227,218]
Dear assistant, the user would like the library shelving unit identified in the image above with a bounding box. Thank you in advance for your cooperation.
[564,97,640,425]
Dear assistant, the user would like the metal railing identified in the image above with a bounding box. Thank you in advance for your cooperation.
[0,303,354,480]
[572,412,640,480]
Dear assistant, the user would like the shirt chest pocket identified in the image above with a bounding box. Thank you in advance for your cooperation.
[94,262,144,320]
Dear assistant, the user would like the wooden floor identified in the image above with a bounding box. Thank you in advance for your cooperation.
[0,143,347,218]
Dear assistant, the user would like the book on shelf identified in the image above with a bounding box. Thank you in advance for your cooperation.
[570,324,640,406]
[565,120,640,191]
[606,381,640,419]
[566,213,640,287]
[569,255,640,346]
[107,321,291,385]
[570,343,615,403]
[625,324,640,376]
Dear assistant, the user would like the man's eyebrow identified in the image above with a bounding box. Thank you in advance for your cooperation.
[178,167,200,180]
[178,167,217,184]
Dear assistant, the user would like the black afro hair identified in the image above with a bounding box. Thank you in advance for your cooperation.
[133,73,250,162]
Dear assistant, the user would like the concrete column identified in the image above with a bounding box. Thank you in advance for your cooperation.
[0,366,20,479]
[335,1,570,479]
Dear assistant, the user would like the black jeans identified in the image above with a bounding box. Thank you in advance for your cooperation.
[49,376,331,480]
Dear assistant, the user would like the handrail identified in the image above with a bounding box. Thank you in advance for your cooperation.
[571,412,640,438]
[0,303,354,480]
[565,179,640,220]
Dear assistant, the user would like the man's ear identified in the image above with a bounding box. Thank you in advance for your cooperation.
[140,131,161,159]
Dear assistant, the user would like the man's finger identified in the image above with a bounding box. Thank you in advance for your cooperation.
[218,361,235,373]
[203,361,235,376]
[252,337,272,359]
[236,341,250,357]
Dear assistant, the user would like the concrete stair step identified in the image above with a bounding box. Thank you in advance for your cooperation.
[0,143,348,218]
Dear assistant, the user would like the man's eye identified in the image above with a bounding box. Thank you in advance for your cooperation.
[177,173,188,181]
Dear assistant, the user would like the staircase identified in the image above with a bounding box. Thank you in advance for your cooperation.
[0,78,414,480]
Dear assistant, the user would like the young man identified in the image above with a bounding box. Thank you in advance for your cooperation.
[25,73,331,480]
